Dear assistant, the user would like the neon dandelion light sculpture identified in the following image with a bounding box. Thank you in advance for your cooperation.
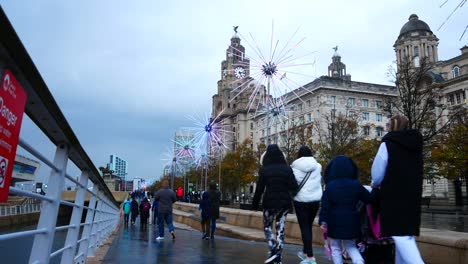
[227,24,316,145]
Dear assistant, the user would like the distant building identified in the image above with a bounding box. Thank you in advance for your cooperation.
[133,178,145,192]
[109,154,128,180]
[13,155,41,192]
[211,32,265,151]
[254,51,398,147]
[393,14,468,203]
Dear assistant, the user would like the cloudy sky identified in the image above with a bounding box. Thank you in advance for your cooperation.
[1,0,466,185]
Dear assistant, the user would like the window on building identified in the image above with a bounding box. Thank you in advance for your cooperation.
[456,93,461,104]
[376,127,383,137]
[250,132,253,138]
[298,103,303,111]
[376,113,382,122]
[449,94,455,105]
[361,99,368,108]
[347,110,355,117]
[328,96,336,105]
[347,97,355,106]
[307,100,311,107]
[376,100,382,109]
[233,126,236,132]
[233,104,236,109]
[250,123,254,130]
[414,46,420,67]
[307,113,312,122]
[262,130,265,137]
[363,126,370,136]
[299,116,305,123]
[228,103,231,108]
[362,112,369,121]
[452,66,460,78]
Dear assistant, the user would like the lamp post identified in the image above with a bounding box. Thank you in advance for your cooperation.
[171,157,176,190]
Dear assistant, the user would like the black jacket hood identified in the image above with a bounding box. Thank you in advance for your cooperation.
[382,129,423,152]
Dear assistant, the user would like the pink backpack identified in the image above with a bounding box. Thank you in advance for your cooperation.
[366,204,381,239]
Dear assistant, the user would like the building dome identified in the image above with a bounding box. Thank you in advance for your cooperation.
[399,14,432,37]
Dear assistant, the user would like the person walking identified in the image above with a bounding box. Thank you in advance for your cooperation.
[252,144,299,264]
[319,155,372,264]
[139,197,151,229]
[130,197,139,225]
[208,181,221,239]
[199,191,212,240]
[122,198,132,226]
[371,115,425,264]
[291,146,322,264]
[155,179,177,240]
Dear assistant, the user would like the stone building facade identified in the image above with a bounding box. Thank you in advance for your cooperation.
[393,14,468,202]
[254,52,398,148]
[211,34,265,151]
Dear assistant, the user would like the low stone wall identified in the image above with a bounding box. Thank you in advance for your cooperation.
[173,202,468,264]
[0,212,40,230]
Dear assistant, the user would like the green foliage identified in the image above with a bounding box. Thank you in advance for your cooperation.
[221,139,258,194]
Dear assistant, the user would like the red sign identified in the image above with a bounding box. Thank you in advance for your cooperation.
[0,69,27,202]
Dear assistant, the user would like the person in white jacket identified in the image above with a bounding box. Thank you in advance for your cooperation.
[291,146,323,264]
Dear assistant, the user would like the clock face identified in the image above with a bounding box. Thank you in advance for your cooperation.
[234,67,246,79]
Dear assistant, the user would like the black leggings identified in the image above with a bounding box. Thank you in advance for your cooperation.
[294,201,320,258]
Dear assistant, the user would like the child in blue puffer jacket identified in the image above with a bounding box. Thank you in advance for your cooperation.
[319,155,372,264]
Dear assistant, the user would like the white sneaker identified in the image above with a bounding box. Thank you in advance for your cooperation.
[156,236,164,240]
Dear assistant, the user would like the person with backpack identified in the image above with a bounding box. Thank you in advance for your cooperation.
[139,197,151,229]
[291,146,322,264]
[319,155,372,264]
[371,115,425,264]
[252,144,299,264]
[123,198,132,226]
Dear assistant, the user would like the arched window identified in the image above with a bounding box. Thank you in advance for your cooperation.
[452,66,460,78]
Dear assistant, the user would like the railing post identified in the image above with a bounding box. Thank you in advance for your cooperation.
[29,144,69,264]
[75,188,97,264]
[60,171,89,264]
[88,191,103,257]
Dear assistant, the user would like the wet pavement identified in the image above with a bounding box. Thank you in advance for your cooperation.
[103,222,331,264]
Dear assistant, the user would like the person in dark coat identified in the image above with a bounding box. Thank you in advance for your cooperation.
[199,191,212,240]
[130,197,139,225]
[208,181,221,239]
[371,115,425,264]
[319,155,371,264]
[252,144,298,264]
[139,197,151,229]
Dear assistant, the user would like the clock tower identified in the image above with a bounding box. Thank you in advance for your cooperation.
[211,29,265,151]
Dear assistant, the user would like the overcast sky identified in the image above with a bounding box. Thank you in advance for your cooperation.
[1,0,466,185]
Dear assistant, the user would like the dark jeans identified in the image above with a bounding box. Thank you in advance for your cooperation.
[153,210,158,225]
[157,212,174,237]
[294,201,320,258]
[124,214,129,224]
[364,243,394,264]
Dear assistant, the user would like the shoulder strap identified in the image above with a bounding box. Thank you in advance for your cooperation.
[297,171,313,193]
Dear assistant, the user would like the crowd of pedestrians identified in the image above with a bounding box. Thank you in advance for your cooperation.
[252,115,425,264]
[120,115,425,264]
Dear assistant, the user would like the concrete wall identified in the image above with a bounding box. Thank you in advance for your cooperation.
[173,202,468,264]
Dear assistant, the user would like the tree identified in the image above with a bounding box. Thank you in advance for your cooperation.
[312,110,362,165]
[348,139,381,184]
[431,113,468,202]
[280,118,313,164]
[221,139,258,199]
[388,55,461,141]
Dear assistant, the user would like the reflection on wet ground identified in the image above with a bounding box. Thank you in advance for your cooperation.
[103,223,330,264]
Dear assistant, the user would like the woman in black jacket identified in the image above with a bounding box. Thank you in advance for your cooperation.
[252,144,298,264]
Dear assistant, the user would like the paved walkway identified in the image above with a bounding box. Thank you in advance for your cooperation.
[103,221,332,264]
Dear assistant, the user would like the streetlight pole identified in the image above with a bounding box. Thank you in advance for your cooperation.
[266,77,271,146]
[171,157,176,190]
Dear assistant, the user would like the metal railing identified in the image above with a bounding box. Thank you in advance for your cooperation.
[0,7,121,264]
